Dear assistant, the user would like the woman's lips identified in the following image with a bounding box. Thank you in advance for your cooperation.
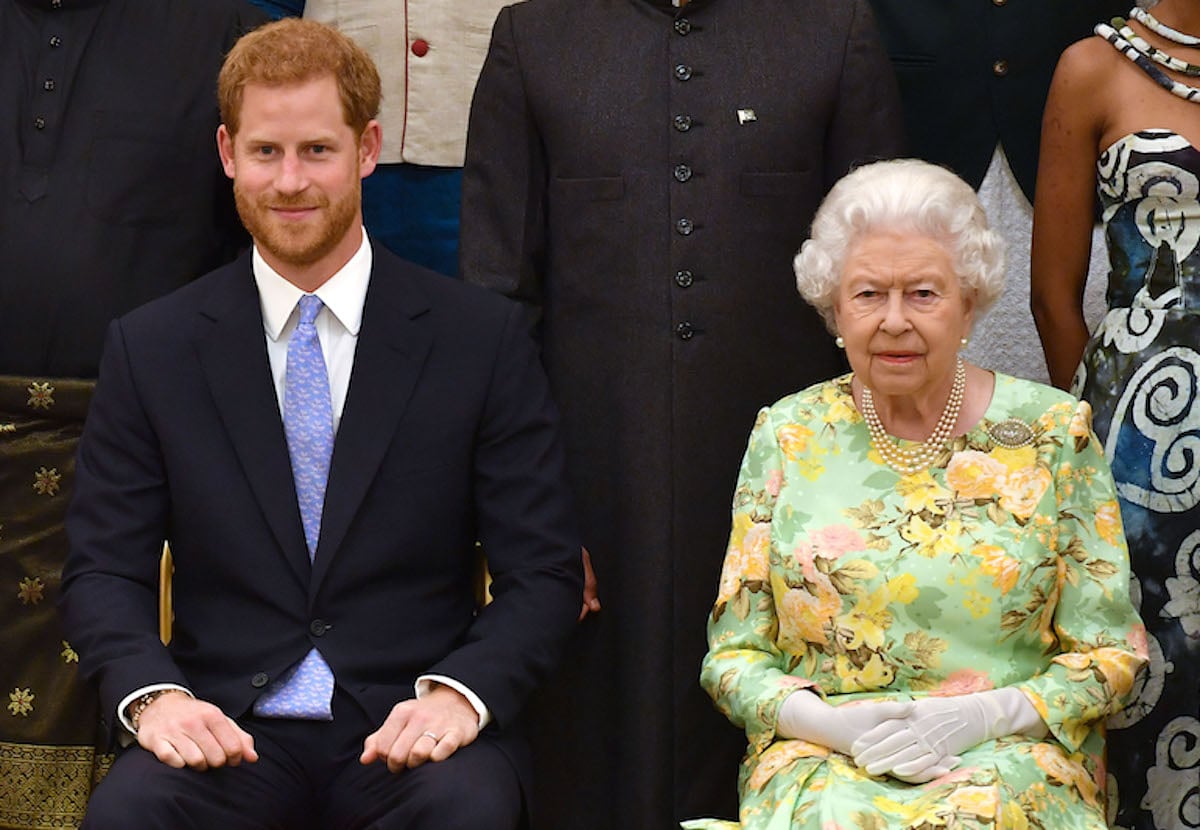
[875,352,920,364]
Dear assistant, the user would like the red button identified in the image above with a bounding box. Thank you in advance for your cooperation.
[411,39,429,57]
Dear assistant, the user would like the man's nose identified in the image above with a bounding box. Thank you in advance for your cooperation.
[275,153,308,193]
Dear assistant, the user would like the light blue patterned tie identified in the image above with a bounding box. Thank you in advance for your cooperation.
[254,294,335,720]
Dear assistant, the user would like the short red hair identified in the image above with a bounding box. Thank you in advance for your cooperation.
[218,17,381,137]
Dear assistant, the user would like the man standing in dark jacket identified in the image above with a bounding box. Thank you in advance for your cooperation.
[459,1,904,826]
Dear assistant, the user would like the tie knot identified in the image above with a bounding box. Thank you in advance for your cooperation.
[297,294,324,327]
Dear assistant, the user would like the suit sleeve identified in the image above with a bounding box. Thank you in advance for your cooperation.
[458,6,548,329]
[423,303,582,727]
[59,320,188,741]
[823,0,907,188]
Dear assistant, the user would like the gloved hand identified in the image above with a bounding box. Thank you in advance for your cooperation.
[776,691,914,756]
[851,688,1048,782]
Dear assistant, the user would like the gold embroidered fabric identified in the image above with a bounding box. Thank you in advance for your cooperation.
[0,376,109,828]
[0,742,111,829]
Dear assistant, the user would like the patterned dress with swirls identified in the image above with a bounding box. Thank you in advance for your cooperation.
[1075,129,1200,830]
[684,375,1146,830]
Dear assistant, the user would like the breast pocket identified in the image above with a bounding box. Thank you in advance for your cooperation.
[85,110,211,227]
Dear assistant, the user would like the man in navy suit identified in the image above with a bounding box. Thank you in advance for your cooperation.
[60,18,581,829]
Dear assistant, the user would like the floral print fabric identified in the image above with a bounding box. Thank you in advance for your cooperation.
[687,374,1147,830]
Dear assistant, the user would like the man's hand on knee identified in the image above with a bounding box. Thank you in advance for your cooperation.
[360,685,480,772]
[134,692,258,771]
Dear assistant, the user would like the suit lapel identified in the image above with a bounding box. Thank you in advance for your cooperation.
[195,258,312,583]
[311,258,432,591]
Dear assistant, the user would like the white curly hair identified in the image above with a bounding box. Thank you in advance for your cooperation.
[793,158,1006,333]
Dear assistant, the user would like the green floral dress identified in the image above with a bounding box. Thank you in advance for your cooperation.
[685,374,1148,830]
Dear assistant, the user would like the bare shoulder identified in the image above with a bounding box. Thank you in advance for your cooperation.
[1043,34,1129,145]
[1053,34,1123,89]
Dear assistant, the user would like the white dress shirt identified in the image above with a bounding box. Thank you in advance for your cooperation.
[118,230,489,733]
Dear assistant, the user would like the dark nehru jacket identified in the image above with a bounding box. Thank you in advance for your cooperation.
[0,0,265,378]
[867,0,1125,201]
[460,0,903,825]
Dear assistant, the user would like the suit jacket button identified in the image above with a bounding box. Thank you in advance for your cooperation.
[251,672,269,688]
[674,18,692,35]
[673,63,693,81]
[673,114,692,132]
[675,269,694,288]
[673,163,692,182]
[675,217,694,236]
[310,619,328,637]
[675,321,695,340]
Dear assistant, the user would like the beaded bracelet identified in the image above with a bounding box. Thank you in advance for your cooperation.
[128,689,178,732]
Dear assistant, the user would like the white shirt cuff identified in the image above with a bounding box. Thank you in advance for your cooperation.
[415,675,491,729]
[116,683,193,735]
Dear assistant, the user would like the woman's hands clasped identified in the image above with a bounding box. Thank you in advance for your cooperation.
[852,688,1048,782]
[776,691,951,782]
[776,688,1047,784]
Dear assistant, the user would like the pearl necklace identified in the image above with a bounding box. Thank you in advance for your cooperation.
[860,357,965,476]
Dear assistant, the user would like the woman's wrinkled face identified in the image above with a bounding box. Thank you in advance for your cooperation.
[832,231,974,403]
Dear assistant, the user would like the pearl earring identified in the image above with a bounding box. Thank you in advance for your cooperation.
[835,336,845,349]
[960,337,969,348]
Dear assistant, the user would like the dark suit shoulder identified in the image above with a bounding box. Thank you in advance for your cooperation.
[504,0,575,22]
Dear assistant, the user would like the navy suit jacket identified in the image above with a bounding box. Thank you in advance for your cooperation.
[60,247,583,772]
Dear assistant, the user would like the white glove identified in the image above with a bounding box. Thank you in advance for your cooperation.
[851,688,1048,781]
[776,691,913,756]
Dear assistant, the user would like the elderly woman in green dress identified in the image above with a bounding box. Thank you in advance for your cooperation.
[686,159,1148,830]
